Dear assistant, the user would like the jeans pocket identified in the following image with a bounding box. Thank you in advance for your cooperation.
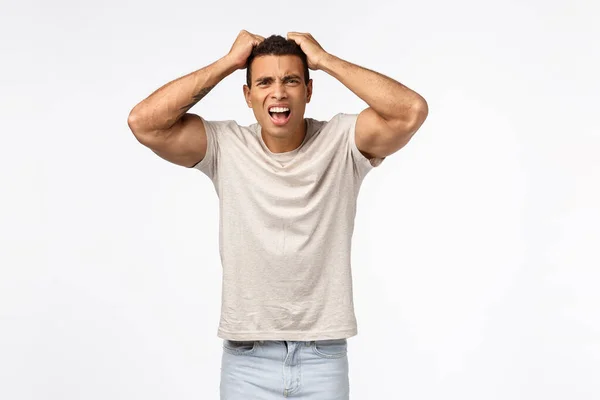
[222,340,258,356]
[311,338,348,359]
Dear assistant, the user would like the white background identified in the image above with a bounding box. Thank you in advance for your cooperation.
[1,0,599,399]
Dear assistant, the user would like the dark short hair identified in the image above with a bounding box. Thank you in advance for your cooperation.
[246,35,310,87]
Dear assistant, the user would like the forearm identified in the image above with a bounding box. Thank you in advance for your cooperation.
[319,54,427,125]
[128,55,237,132]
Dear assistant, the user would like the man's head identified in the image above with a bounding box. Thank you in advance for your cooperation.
[243,35,313,144]
[246,35,310,87]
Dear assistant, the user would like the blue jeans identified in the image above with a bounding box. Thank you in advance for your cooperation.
[220,339,349,399]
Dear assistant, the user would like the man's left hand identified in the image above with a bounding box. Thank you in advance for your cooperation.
[287,32,329,70]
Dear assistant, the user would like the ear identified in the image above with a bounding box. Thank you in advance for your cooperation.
[243,85,252,108]
[306,79,313,104]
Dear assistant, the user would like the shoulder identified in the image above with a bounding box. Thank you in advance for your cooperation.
[305,113,358,137]
[201,118,244,133]
[307,112,357,126]
[202,118,257,142]
[314,113,385,168]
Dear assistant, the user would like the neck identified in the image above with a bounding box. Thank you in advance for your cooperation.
[261,119,307,153]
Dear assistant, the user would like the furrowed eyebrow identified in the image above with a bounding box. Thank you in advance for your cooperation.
[255,75,302,84]
[255,76,274,84]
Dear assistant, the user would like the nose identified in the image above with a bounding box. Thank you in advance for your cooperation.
[271,82,287,100]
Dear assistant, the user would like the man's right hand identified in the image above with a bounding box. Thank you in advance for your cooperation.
[226,30,265,70]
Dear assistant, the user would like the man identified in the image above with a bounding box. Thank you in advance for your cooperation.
[128,30,428,400]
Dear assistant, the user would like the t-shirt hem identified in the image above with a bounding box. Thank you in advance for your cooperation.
[217,328,358,341]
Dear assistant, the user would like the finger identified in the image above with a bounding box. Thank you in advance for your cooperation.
[251,35,264,46]
[287,33,301,43]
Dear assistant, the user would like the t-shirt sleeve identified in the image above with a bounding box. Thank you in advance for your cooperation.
[338,113,385,180]
[191,117,230,181]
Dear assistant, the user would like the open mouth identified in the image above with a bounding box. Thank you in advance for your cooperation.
[268,106,291,126]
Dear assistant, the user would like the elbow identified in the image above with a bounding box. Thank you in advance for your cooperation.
[387,98,428,137]
[413,97,429,125]
[127,110,154,146]
[127,108,152,143]
[406,98,428,134]
[127,108,143,131]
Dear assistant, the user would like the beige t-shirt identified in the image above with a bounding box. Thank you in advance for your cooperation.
[193,113,384,341]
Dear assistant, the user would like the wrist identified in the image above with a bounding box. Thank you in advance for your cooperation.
[215,54,240,75]
[194,56,238,91]
[316,53,337,73]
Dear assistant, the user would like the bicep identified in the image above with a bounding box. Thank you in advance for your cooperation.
[141,113,208,168]
[355,107,413,159]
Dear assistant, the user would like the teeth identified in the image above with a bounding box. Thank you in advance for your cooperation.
[269,107,289,113]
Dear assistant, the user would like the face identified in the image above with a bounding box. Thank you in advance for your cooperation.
[243,55,312,139]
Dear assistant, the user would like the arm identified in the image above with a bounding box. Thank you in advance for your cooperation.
[127,30,264,167]
[287,32,428,159]
[320,55,428,159]
[127,57,233,167]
